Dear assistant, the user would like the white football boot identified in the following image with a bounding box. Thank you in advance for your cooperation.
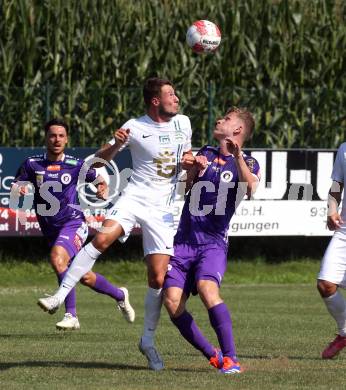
[117,287,135,323]
[56,313,80,331]
[138,337,164,371]
[37,295,62,314]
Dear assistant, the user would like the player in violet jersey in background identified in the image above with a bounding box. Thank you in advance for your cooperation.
[11,119,134,330]
[163,107,260,374]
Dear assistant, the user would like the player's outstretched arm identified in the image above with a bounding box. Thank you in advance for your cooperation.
[93,128,130,168]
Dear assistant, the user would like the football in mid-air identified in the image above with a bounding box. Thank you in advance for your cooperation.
[186,20,221,53]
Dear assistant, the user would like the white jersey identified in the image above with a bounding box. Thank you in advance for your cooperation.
[331,143,346,224]
[109,114,192,207]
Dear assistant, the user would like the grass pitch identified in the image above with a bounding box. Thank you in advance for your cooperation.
[0,260,345,389]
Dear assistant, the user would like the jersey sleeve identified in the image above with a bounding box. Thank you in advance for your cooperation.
[331,144,345,183]
[244,156,261,180]
[85,167,98,183]
[107,119,134,151]
[183,117,192,152]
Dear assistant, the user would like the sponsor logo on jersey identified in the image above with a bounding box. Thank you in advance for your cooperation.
[213,157,226,165]
[36,174,44,187]
[221,170,233,183]
[65,158,78,166]
[159,135,171,144]
[142,134,153,139]
[73,234,82,251]
[47,165,61,171]
[47,173,59,178]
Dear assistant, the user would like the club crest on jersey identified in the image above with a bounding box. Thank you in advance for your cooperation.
[159,135,171,144]
[47,165,61,171]
[221,170,233,183]
[246,158,256,173]
[174,132,185,143]
[36,174,44,187]
[61,173,72,184]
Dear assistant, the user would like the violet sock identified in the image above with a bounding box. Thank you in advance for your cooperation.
[171,310,215,359]
[208,302,237,361]
[57,269,77,317]
[91,273,125,301]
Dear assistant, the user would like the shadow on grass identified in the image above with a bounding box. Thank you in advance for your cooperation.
[0,360,206,373]
[238,354,323,361]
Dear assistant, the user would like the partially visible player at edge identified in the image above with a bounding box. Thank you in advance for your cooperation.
[317,142,346,359]
[12,119,135,330]
[163,107,260,374]
[37,78,201,370]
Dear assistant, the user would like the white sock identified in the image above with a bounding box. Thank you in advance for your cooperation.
[141,288,163,346]
[55,243,101,302]
[323,291,346,336]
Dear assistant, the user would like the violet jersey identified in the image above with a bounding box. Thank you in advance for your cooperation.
[108,114,192,207]
[175,146,260,245]
[13,154,97,236]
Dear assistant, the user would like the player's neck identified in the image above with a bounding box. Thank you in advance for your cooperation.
[219,140,232,156]
[46,151,64,162]
[147,110,172,123]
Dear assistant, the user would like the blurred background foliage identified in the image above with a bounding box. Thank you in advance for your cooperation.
[0,0,345,148]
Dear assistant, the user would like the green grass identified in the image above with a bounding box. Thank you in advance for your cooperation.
[0,260,345,389]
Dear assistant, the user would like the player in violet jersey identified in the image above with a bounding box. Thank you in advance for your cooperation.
[12,119,134,330]
[163,107,260,374]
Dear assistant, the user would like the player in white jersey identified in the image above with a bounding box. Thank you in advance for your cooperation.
[37,77,200,370]
[317,142,346,359]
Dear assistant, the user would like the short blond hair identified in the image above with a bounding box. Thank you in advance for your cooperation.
[226,106,255,140]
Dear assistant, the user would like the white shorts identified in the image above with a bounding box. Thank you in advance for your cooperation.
[318,232,346,288]
[106,195,174,257]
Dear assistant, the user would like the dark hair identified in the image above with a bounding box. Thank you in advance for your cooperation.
[44,118,69,134]
[143,77,173,108]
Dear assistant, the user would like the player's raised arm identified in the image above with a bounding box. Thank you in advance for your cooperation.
[93,128,130,168]
[226,137,259,197]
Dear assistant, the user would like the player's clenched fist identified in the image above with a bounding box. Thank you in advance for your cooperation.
[327,213,343,231]
[114,128,130,146]
[194,155,208,170]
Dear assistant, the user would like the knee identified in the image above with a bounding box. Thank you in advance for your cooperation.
[148,273,165,289]
[92,235,110,253]
[317,279,337,298]
[50,253,67,273]
[197,283,222,309]
[163,293,184,318]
